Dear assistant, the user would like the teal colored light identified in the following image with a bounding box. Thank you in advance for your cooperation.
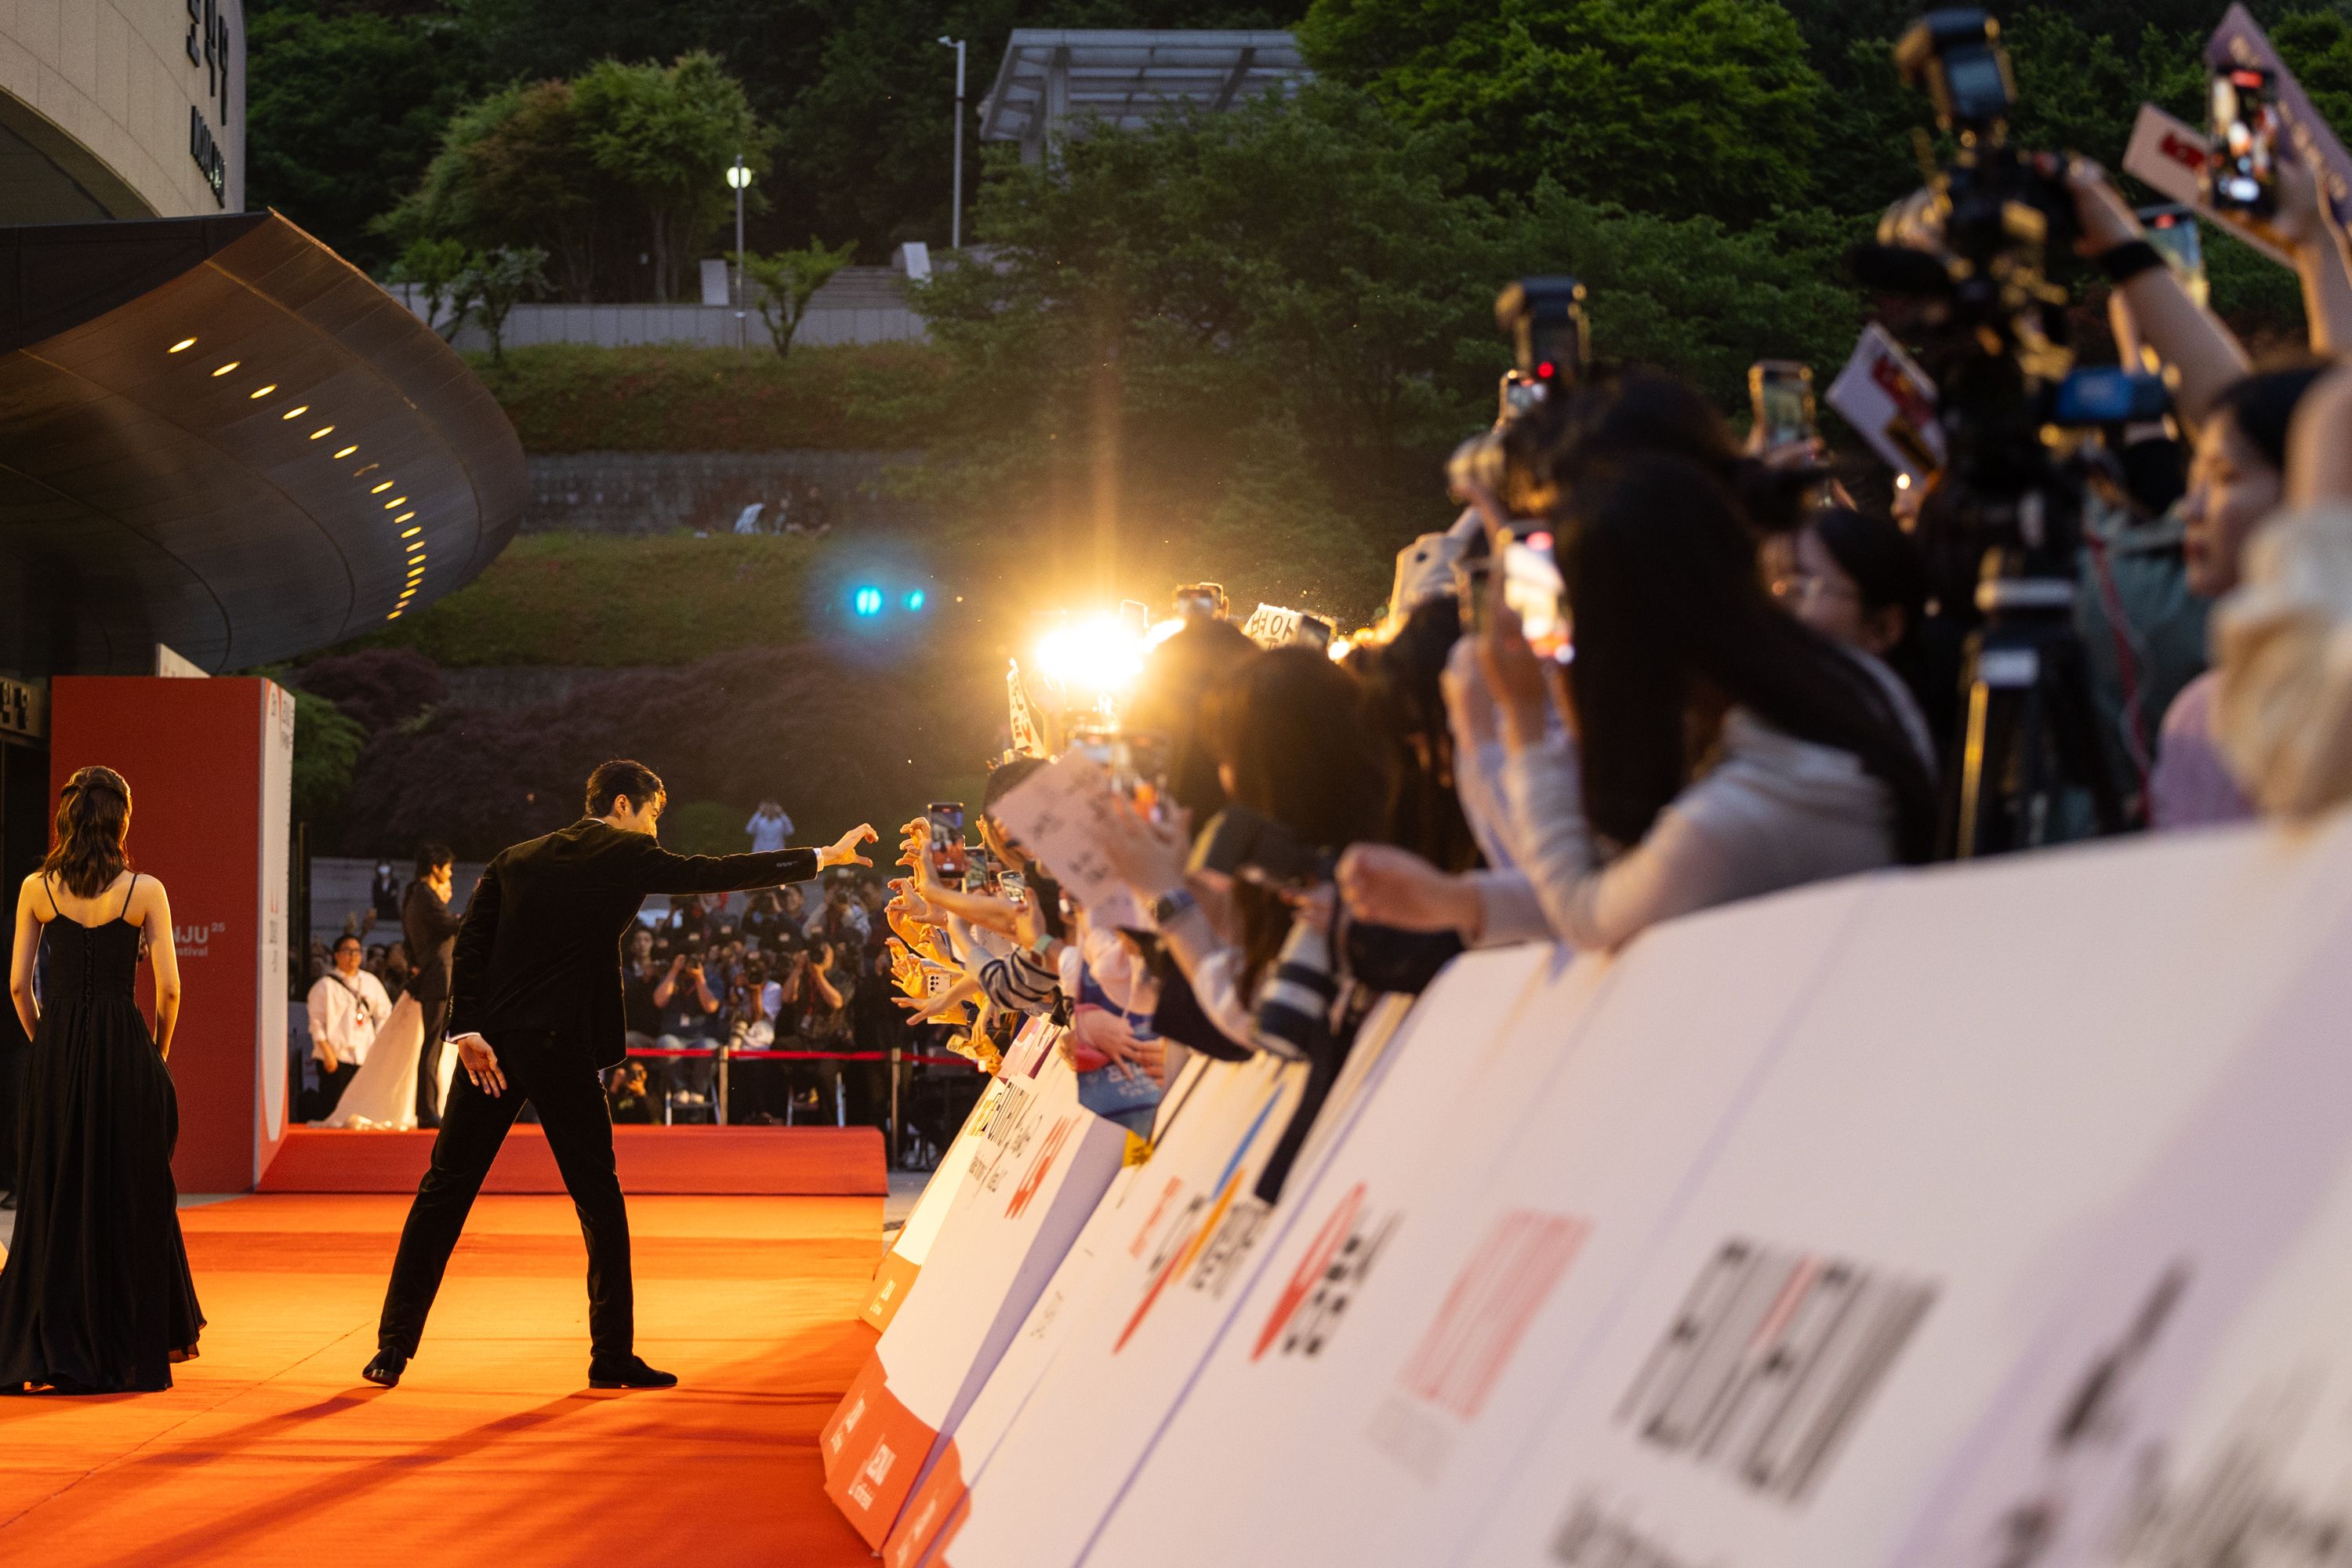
[903,590,926,612]
[853,586,884,616]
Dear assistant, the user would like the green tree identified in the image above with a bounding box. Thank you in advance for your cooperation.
[245,4,482,270]
[459,245,553,364]
[1297,0,1827,224]
[573,53,775,302]
[387,237,477,340]
[289,689,368,828]
[737,239,858,355]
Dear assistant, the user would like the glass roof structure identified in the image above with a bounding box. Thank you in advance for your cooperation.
[977,30,1310,163]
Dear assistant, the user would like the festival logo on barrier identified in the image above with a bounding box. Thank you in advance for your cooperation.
[1616,1237,1938,1506]
[1362,1210,1592,1483]
[1003,1116,1076,1219]
[1250,1181,1403,1362]
[1113,1080,1291,1352]
[1550,1494,1708,1568]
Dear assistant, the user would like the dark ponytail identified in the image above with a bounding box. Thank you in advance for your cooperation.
[44,765,132,898]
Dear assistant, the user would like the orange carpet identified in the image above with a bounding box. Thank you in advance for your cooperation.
[0,1192,884,1566]
[258,1125,887,1196]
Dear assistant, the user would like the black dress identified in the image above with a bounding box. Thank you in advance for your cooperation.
[0,876,204,1392]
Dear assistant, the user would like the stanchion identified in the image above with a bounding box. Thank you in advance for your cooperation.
[717,1042,730,1127]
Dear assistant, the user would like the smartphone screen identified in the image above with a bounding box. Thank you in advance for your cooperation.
[2209,67,2278,218]
[2136,205,2209,307]
[998,869,1028,906]
[1502,539,1567,658]
[926,801,967,880]
[1749,361,1817,448]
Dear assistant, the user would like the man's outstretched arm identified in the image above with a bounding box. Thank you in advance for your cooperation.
[630,823,878,896]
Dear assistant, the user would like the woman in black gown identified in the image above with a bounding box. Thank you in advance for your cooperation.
[0,765,203,1392]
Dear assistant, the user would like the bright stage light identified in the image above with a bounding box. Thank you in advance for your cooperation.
[1142,617,1185,652]
[853,586,885,617]
[1036,613,1147,694]
[903,589,926,612]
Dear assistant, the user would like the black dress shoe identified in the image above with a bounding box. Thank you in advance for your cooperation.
[587,1355,677,1389]
[361,1349,407,1387]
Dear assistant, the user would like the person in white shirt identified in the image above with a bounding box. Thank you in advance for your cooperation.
[746,800,793,855]
[307,933,391,1119]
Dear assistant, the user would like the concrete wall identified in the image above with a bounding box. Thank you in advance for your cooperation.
[521,450,924,535]
[414,267,927,352]
[0,0,244,219]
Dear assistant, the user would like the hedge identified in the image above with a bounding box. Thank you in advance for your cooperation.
[466,342,950,453]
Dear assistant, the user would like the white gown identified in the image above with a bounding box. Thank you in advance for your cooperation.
[321,993,452,1129]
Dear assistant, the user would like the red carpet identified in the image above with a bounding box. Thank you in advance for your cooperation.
[259,1124,887,1195]
[0,1192,884,1566]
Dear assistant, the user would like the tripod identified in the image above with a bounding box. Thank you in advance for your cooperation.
[1951,561,2126,857]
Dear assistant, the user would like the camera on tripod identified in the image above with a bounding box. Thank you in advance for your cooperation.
[1446,276,1590,521]
[1860,8,2172,855]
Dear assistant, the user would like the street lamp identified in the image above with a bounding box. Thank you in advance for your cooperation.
[938,36,966,250]
[725,155,751,349]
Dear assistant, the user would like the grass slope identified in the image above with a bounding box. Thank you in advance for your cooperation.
[350,532,826,666]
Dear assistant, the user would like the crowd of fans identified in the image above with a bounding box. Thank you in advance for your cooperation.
[859,151,2352,1117]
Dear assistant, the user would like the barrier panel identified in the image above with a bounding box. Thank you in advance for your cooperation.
[889,1047,1310,1568]
[823,811,2352,1568]
[820,1030,1130,1548]
[864,1067,1022,1334]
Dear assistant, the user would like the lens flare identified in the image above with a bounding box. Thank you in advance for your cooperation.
[1036,614,1147,694]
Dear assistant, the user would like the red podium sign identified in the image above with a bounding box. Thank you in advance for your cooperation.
[49,677,295,1193]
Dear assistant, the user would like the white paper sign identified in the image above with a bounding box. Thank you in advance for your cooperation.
[1825,324,1947,485]
[985,754,1134,920]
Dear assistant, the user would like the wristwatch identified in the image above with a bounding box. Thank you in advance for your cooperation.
[1152,887,1197,927]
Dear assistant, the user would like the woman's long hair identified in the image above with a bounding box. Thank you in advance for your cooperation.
[43,765,132,898]
[1197,647,1393,992]
[1559,454,1939,864]
[1346,595,1481,871]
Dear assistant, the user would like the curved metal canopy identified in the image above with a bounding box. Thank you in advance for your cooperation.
[0,211,526,676]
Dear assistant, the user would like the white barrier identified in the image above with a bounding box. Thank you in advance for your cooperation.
[829,811,2352,1568]
[863,1071,1019,1334]
[821,1029,1131,1547]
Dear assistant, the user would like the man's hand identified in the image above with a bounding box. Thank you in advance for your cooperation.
[818,823,879,870]
[451,1032,506,1097]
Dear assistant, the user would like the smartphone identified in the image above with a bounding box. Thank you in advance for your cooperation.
[1502,538,1567,658]
[1174,582,1227,621]
[1295,614,1334,651]
[2136,205,2209,307]
[2209,66,2278,219]
[998,869,1028,906]
[1749,360,1817,448]
[926,801,967,880]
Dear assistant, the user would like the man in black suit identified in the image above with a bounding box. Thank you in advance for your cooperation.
[364,759,875,1390]
[401,842,465,1129]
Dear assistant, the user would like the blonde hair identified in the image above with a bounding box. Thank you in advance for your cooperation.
[2214,503,2352,818]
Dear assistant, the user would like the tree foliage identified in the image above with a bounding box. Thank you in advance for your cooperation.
[341,645,994,858]
[739,239,859,355]
[1298,0,1828,224]
[380,53,772,302]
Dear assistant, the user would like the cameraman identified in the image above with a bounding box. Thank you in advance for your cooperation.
[651,947,722,1112]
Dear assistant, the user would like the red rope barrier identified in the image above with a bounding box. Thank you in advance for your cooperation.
[623,1046,976,1068]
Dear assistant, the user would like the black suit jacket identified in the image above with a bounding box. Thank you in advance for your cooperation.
[401,879,466,1004]
[447,818,819,1070]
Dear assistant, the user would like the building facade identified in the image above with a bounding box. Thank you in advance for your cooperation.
[0,0,244,223]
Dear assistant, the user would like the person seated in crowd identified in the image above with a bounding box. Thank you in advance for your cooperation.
[306,933,390,1120]
[651,947,722,1112]
[605,1060,656,1125]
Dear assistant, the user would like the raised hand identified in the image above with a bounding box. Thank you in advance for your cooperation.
[819,823,879,869]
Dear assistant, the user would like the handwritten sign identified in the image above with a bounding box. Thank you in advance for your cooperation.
[1007,660,1049,758]
[987,755,1139,925]
[1824,323,1947,485]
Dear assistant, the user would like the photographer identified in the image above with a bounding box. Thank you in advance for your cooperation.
[651,947,721,1112]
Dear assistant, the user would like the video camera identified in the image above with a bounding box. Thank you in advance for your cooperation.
[1446,277,1590,521]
